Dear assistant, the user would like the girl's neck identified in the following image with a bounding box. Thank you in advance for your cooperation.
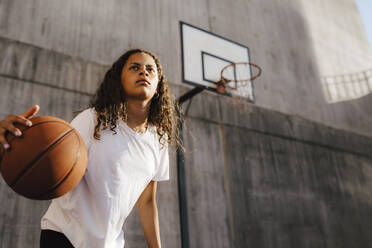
[125,99,150,133]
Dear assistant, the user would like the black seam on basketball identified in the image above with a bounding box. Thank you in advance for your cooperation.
[3,121,70,154]
[0,120,72,170]
[10,128,75,187]
[35,131,82,199]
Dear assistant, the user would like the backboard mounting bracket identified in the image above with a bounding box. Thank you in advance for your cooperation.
[177,87,205,105]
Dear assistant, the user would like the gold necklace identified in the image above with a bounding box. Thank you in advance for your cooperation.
[133,122,148,133]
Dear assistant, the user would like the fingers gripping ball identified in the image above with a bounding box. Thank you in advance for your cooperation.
[0,116,88,200]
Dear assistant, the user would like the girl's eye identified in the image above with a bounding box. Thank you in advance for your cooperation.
[130,66,139,70]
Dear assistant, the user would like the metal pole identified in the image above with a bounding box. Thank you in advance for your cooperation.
[176,113,189,248]
[176,87,204,248]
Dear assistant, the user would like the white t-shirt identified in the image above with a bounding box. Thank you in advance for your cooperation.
[40,108,169,248]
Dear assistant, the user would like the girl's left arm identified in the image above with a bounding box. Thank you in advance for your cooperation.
[136,180,162,248]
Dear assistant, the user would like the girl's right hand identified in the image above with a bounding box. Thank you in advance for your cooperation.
[0,105,40,150]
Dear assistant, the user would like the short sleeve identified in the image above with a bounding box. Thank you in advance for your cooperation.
[152,145,170,181]
[70,108,95,150]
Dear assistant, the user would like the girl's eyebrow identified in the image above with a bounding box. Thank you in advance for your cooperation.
[130,62,155,67]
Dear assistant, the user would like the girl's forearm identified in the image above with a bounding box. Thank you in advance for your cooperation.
[137,201,162,248]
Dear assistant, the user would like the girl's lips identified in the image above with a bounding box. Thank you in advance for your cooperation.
[136,79,150,85]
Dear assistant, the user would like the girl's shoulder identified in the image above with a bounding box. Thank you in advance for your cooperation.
[71,108,97,129]
[73,108,98,124]
[74,108,96,119]
[70,108,97,148]
[147,125,168,148]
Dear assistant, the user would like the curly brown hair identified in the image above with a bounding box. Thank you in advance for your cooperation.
[89,49,180,147]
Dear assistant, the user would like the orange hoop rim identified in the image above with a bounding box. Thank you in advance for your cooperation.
[219,62,262,84]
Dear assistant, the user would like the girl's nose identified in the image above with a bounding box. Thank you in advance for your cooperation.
[139,67,148,76]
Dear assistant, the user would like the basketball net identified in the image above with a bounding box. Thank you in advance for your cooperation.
[216,62,262,112]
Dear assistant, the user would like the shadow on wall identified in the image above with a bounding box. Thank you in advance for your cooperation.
[321,69,372,103]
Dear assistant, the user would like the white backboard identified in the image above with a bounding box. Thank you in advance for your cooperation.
[180,21,255,102]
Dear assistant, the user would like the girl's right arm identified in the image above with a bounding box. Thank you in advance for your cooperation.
[0,105,40,150]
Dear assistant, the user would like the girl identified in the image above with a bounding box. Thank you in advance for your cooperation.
[0,49,180,248]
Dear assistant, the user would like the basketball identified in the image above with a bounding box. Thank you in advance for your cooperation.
[0,116,87,200]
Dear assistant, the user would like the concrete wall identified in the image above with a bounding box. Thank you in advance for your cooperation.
[1,0,371,137]
[1,0,372,247]
[182,91,372,247]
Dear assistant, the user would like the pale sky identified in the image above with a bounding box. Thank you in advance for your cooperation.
[355,0,372,48]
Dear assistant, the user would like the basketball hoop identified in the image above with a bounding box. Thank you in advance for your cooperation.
[216,62,262,95]
[215,61,262,112]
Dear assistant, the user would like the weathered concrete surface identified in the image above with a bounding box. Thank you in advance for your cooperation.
[301,0,372,75]
[0,36,106,120]
[219,127,372,247]
[0,0,371,137]
[182,93,372,247]
[182,120,231,248]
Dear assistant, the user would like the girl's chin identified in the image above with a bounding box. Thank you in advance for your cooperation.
[126,91,154,101]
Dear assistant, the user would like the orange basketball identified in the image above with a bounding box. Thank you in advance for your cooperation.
[0,116,87,200]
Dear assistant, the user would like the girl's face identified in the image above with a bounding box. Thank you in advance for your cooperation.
[121,52,159,101]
